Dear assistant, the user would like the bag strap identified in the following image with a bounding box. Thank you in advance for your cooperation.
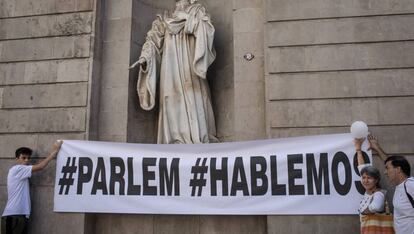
[404,179,414,208]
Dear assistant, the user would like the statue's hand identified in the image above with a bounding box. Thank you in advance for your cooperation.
[129,57,147,70]
[138,57,147,71]
[138,57,146,64]
[129,61,139,70]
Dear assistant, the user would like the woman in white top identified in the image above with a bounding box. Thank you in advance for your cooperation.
[354,138,386,230]
[357,165,385,215]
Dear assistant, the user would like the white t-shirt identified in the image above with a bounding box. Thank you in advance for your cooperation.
[359,191,385,214]
[2,164,33,218]
[393,177,414,234]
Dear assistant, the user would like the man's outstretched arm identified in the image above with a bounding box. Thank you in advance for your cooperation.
[368,134,388,161]
[32,140,63,172]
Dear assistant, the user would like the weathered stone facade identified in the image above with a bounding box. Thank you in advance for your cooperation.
[0,0,96,233]
[1,0,413,233]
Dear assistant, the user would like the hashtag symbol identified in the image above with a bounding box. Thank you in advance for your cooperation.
[58,157,77,195]
[189,158,208,196]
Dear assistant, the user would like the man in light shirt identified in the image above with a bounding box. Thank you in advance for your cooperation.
[1,141,62,234]
[367,135,414,234]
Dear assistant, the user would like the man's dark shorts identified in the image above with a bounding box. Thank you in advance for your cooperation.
[1,215,28,234]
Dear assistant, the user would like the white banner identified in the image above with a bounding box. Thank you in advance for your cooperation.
[54,133,371,215]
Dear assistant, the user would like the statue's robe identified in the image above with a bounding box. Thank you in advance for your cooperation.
[137,3,218,144]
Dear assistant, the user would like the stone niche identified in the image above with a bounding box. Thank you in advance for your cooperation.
[127,0,234,144]
[92,0,252,233]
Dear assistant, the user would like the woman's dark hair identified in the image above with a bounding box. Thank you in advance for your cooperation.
[15,147,33,158]
[385,155,411,177]
[361,165,381,188]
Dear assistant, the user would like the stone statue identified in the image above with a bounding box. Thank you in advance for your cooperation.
[130,0,218,144]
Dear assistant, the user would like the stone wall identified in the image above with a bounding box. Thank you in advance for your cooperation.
[233,0,266,142]
[0,0,97,233]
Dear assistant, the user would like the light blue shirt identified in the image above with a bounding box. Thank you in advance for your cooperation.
[2,164,33,218]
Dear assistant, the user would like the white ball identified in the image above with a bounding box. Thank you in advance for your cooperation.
[350,121,368,138]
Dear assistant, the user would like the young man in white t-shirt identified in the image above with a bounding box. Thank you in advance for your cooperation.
[367,135,414,234]
[1,141,62,234]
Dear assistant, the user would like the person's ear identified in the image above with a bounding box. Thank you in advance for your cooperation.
[395,166,402,174]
